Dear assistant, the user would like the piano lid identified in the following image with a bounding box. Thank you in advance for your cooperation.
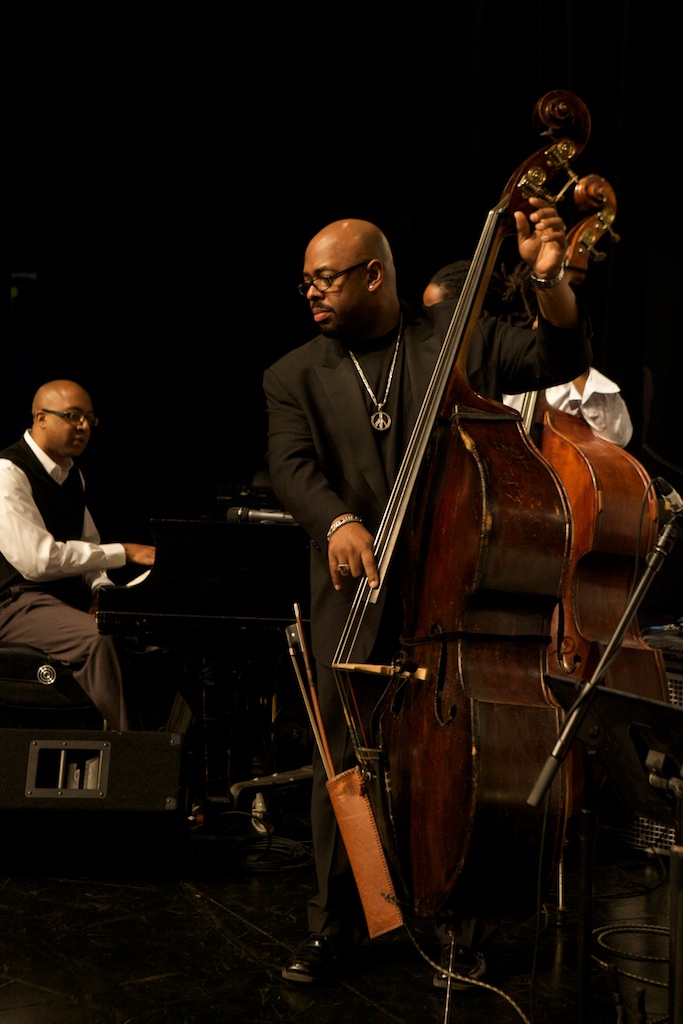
[97,517,311,642]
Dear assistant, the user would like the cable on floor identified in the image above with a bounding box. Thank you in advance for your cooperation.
[401,918,534,1024]
[194,808,314,872]
[592,921,669,1024]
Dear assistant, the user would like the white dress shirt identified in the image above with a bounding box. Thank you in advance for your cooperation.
[0,430,125,590]
[503,367,633,448]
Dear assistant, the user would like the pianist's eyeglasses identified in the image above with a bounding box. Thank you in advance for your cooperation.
[39,409,100,428]
[296,260,371,297]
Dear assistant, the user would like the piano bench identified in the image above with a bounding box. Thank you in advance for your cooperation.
[0,644,103,730]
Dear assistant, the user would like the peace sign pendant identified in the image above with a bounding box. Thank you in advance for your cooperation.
[371,410,392,431]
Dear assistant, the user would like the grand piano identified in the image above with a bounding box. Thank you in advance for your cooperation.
[97,515,311,645]
[96,506,312,800]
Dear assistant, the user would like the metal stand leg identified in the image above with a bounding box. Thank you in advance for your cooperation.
[441,936,455,1024]
[556,841,566,926]
[669,791,682,1024]
[577,749,598,1024]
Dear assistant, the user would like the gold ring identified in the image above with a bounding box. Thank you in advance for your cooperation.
[338,563,350,576]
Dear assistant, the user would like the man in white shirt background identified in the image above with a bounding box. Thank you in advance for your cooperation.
[422,259,633,448]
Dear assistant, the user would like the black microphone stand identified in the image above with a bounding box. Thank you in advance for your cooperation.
[528,507,682,1024]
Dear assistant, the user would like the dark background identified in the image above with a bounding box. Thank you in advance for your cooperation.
[8,8,681,618]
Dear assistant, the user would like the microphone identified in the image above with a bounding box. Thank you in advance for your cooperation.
[226,506,296,525]
[653,477,683,514]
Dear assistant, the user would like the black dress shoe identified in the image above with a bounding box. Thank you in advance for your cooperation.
[433,944,486,990]
[281,933,340,985]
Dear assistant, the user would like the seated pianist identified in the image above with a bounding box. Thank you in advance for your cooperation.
[0,379,155,730]
[0,376,311,803]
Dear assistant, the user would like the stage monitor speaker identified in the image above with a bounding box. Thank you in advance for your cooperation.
[0,729,187,813]
[0,729,191,873]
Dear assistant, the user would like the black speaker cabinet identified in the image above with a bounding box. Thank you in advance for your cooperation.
[0,728,187,812]
[0,729,191,873]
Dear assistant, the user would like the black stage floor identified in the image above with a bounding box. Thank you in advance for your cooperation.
[0,780,675,1024]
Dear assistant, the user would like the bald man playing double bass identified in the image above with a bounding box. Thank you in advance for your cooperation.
[264,202,592,988]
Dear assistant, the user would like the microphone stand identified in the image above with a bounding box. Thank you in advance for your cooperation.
[528,507,682,1023]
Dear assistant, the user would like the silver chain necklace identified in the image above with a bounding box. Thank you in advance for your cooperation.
[348,314,403,432]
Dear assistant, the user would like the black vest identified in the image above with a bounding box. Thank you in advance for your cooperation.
[0,438,89,607]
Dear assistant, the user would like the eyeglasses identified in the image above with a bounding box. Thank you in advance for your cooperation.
[296,259,370,297]
[40,409,100,428]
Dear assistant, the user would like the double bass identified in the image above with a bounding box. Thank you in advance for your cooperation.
[504,176,670,837]
[538,176,669,702]
[333,91,591,922]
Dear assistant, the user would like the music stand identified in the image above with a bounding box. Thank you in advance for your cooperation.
[546,676,683,1024]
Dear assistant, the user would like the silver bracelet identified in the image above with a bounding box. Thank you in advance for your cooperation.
[529,264,565,289]
[326,515,363,542]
